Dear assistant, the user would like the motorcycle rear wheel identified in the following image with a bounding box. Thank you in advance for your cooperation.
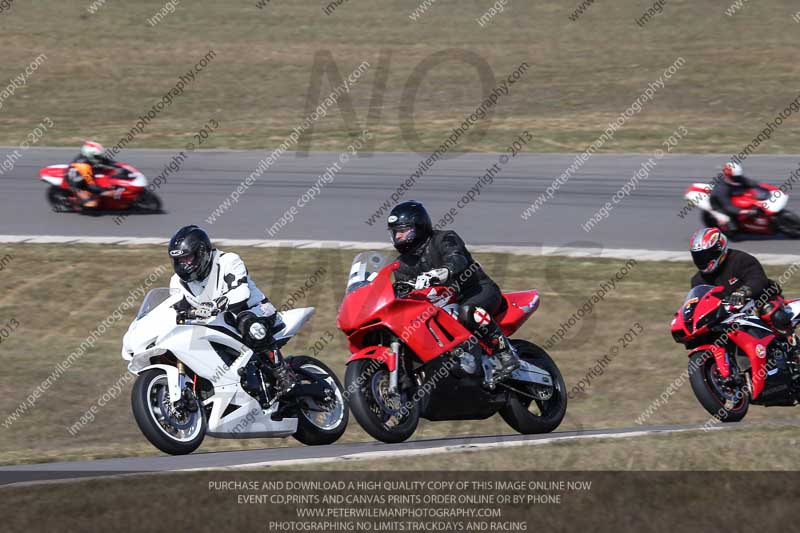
[776,211,800,238]
[289,356,349,446]
[131,369,207,455]
[701,211,719,229]
[688,351,749,422]
[134,190,162,212]
[500,340,567,434]
[345,359,419,443]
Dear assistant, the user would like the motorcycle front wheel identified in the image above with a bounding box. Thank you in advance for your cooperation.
[688,351,748,422]
[131,369,207,455]
[46,187,75,213]
[345,359,419,443]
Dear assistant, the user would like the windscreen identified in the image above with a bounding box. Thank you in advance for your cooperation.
[346,251,393,294]
[136,288,177,320]
[682,284,714,322]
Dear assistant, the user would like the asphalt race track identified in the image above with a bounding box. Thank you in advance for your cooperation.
[3,148,800,484]
[3,147,800,253]
[0,422,772,486]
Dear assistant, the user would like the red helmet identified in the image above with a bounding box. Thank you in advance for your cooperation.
[690,227,729,274]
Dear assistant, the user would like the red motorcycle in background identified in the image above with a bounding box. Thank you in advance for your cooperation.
[671,284,800,421]
[39,163,162,214]
[338,251,567,443]
[684,181,800,238]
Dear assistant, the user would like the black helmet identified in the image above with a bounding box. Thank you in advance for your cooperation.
[168,225,214,282]
[387,201,432,253]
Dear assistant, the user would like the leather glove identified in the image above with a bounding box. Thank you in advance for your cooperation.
[194,301,217,319]
[214,296,229,311]
[729,286,752,307]
[427,268,450,284]
[414,268,450,290]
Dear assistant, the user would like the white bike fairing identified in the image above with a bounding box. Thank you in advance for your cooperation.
[122,288,317,438]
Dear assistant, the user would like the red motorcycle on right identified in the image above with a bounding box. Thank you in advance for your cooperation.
[672,284,800,421]
[338,252,567,443]
[684,181,800,238]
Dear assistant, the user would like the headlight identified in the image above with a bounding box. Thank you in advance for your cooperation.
[249,322,267,340]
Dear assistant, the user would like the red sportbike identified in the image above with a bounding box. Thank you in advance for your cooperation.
[671,284,800,421]
[338,252,567,443]
[39,163,162,214]
[684,181,800,238]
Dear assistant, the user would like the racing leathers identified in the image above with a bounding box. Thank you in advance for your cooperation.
[691,248,794,339]
[709,175,761,231]
[393,229,519,380]
[67,154,123,208]
[169,250,295,395]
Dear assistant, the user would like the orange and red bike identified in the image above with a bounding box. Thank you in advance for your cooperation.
[338,251,567,443]
[39,162,162,214]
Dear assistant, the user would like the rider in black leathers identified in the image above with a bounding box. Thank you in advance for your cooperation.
[709,162,762,233]
[387,201,520,380]
[689,227,794,340]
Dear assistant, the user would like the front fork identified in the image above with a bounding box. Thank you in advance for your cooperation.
[176,361,198,412]
[388,341,400,394]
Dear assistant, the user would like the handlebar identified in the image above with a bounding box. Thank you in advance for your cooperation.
[176,306,221,324]
[393,281,414,297]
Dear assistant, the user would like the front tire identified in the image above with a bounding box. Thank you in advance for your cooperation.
[688,351,749,422]
[345,359,419,443]
[131,369,206,455]
[776,211,800,238]
[289,356,349,446]
[46,187,74,213]
[500,340,567,434]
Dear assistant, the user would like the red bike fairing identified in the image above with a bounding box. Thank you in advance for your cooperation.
[728,327,774,399]
[39,163,149,210]
[338,261,539,366]
[671,284,774,400]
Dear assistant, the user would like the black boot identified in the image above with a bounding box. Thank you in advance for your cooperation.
[477,318,519,382]
[490,334,520,381]
[268,351,296,396]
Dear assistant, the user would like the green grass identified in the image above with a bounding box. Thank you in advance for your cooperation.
[2,243,800,464]
[286,423,800,471]
[2,1,800,152]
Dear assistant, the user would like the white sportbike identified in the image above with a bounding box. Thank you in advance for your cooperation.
[122,288,348,455]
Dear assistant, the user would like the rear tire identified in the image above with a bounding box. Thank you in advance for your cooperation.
[701,211,719,229]
[500,340,567,434]
[134,190,162,212]
[289,356,349,446]
[688,351,748,422]
[776,211,800,239]
[131,369,206,455]
[346,359,419,443]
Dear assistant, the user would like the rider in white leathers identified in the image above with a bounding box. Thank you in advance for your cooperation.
[168,225,294,394]
[169,248,272,316]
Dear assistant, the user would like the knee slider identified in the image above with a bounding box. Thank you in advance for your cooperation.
[237,311,273,351]
[459,304,493,331]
